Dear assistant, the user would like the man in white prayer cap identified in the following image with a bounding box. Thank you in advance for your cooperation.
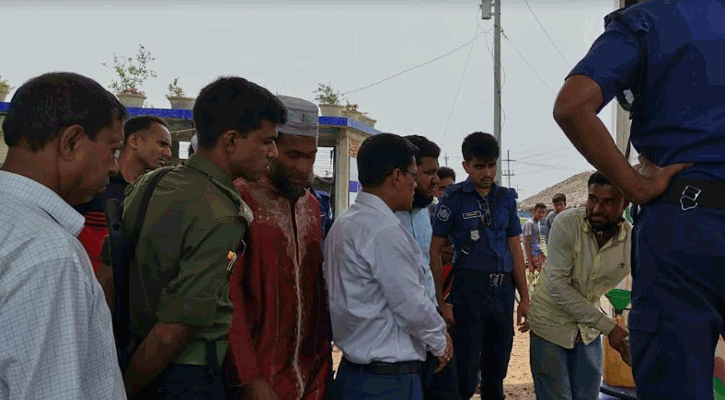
[226,95,333,400]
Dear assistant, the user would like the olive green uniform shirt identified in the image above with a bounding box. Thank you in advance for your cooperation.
[123,154,253,343]
[527,207,631,349]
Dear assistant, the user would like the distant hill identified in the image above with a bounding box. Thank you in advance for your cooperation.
[519,171,595,211]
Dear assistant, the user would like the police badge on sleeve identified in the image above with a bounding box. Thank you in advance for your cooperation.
[437,205,451,221]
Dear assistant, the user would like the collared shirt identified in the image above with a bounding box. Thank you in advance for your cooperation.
[323,192,447,364]
[124,154,252,343]
[522,218,543,257]
[432,180,521,273]
[527,208,631,349]
[569,0,725,180]
[0,171,125,400]
[396,207,436,305]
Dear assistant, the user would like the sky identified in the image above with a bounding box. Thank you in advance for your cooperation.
[1,0,621,201]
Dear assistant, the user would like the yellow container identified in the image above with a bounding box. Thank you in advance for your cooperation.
[602,315,635,388]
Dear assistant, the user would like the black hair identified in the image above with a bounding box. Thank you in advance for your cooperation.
[2,72,127,151]
[588,171,614,187]
[357,133,418,188]
[123,115,169,143]
[552,193,567,203]
[404,135,440,164]
[437,166,456,181]
[192,76,287,149]
[461,131,499,162]
[534,203,547,211]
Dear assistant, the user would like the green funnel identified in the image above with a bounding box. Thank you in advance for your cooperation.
[605,289,631,314]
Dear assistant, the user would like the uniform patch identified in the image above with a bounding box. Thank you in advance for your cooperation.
[462,211,482,220]
[437,206,451,221]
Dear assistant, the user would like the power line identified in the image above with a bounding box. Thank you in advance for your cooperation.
[501,31,557,95]
[516,160,581,171]
[521,0,571,67]
[440,20,480,143]
[518,145,572,160]
[341,30,486,96]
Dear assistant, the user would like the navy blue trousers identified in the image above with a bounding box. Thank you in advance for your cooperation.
[450,269,515,400]
[422,346,461,400]
[334,360,424,400]
[630,202,725,400]
[131,342,227,400]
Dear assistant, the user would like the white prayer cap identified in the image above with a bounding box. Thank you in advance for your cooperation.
[277,95,319,137]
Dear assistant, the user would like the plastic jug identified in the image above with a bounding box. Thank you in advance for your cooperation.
[603,289,635,388]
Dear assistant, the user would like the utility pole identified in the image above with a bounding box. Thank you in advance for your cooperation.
[502,149,514,187]
[493,0,503,185]
[481,0,501,183]
[613,0,632,160]
[444,152,450,167]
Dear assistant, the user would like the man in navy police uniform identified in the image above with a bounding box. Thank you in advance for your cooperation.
[553,0,725,399]
[430,131,530,400]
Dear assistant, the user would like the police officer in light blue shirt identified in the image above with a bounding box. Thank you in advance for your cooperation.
[553,0,725,398]
[395,135,460,400]
[430,132,530,400]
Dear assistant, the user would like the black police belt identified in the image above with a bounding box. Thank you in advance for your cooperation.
[660,178,725,211]
[341,358,422,376]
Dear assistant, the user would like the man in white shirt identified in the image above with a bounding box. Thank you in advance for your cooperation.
[0,72,127,399]
[524,172,631,400]
[324,133,453,400]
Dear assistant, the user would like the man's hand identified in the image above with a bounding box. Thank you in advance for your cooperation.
[516,298,530,333]
[244,380,279,400]
[435,332,454,373]
[440,303,455,326]
[608,323,631,366]
[628,155,691,205]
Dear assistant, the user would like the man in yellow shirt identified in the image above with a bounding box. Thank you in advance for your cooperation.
[523,172,631,400]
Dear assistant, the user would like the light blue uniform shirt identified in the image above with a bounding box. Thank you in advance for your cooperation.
[396,207,437,305]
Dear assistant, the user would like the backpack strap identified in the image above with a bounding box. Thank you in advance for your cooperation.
[131,166,174,243]
[111,166,174,372]
[442,187,506,296]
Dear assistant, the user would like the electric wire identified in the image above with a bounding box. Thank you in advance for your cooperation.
[501,31,557,95]
[341,30,486,96]
[440,12,483,144]
[522,0,571,67]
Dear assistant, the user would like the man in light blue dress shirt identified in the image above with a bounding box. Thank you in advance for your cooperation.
[395,135,460,400]
[324,133,453,400]
[0,72,127,399]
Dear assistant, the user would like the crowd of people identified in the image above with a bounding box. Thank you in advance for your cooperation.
[1,1,724,400]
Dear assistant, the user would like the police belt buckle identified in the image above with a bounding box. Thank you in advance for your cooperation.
[489,273,504,287]
[680,185,701,211]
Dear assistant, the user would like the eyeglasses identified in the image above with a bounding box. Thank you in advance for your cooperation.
[404,170,418,179]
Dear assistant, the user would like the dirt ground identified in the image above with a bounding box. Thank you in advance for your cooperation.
[331,322,536,400]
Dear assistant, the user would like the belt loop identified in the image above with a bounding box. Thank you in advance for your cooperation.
[680,185,701,211]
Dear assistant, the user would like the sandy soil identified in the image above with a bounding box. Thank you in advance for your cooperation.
[331,320,536,400]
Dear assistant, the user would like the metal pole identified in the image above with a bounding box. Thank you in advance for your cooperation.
[494,0,503,184]
[612,0,632,159]
[507,150,511,187]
